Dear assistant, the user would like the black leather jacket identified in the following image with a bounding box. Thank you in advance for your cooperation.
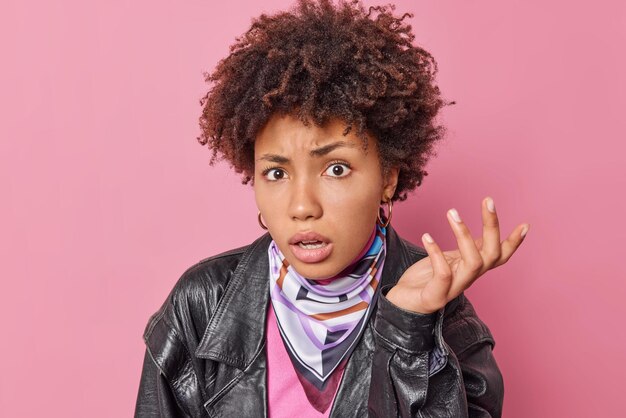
[134,224,504,417]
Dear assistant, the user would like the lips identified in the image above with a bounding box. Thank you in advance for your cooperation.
[288,231,333,263]
[288,231,331,245]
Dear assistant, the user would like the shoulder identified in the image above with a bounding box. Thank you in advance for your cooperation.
[137,245,251,415]
[140,242,253,400]
[175,243,249,303]
[142,243,250,345]
[442,292,496,356]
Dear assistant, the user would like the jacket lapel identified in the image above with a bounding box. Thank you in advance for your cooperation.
[195,231,273,418]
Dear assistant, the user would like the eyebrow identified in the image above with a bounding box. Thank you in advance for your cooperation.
[256,140,359,163]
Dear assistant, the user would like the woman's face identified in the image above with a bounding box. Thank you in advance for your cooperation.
[254,112,398,280]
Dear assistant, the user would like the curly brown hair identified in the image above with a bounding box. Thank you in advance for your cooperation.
[197,0,454,202]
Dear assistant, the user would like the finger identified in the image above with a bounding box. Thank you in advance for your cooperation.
[420,233,453,310]
[446,208,484,283]
[480,197,502,269]
[495,223,530,267]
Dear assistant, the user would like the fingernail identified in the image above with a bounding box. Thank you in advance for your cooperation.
[423,233,434,243]
[449,208,462,223]
[521,224,529,238]
[486,197,496,213]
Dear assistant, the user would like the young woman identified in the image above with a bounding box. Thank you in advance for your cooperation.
[134,1,528,417]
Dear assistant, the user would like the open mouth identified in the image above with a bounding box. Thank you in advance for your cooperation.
[297,240,327,249]
[289,240,333,263]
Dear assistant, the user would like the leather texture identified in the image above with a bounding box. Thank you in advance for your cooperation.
[134,224,504,417]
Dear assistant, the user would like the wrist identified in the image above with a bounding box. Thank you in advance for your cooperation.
[374,285,439,353]
[385,285,438,315]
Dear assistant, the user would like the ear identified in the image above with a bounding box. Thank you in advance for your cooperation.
[381,166,399,203]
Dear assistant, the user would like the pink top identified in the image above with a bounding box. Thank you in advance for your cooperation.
[266,305,343,417]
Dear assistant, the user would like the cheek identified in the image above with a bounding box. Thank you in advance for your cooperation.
[254,179,273,205]
[253,183,273,220]
[253,184,263,210]
[254,183,290,231]
[324,189,380,237]
[325,178,381,210]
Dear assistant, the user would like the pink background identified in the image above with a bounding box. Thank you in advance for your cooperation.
[1,1,624,416]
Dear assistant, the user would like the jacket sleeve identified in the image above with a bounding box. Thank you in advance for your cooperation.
[368,286,504,418]
[134,255,232,417]
[443,292,504,417]
[134,293,208,418]
[134,348,189,417]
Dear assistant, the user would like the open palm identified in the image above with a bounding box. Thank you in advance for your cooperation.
[386,197,529,314]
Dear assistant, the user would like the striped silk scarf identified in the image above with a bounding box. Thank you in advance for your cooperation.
[267,222,387,411]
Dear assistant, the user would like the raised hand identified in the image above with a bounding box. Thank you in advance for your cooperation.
[386,196,529,314]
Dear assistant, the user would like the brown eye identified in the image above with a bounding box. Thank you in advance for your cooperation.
[264,168,288,181]
[324,163,351,178]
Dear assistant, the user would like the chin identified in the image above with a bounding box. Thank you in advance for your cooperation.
[291,258,337,280]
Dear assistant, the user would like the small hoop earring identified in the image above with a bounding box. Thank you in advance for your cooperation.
[377,200,393,228]
[258,211,268,230]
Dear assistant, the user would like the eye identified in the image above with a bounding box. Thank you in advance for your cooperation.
[324,162,352,178]
[262,167,289,181]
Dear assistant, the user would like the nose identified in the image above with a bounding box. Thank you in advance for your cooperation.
[287,176,323,222]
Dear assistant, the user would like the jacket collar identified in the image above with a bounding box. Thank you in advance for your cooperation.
[195,223,413,368]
